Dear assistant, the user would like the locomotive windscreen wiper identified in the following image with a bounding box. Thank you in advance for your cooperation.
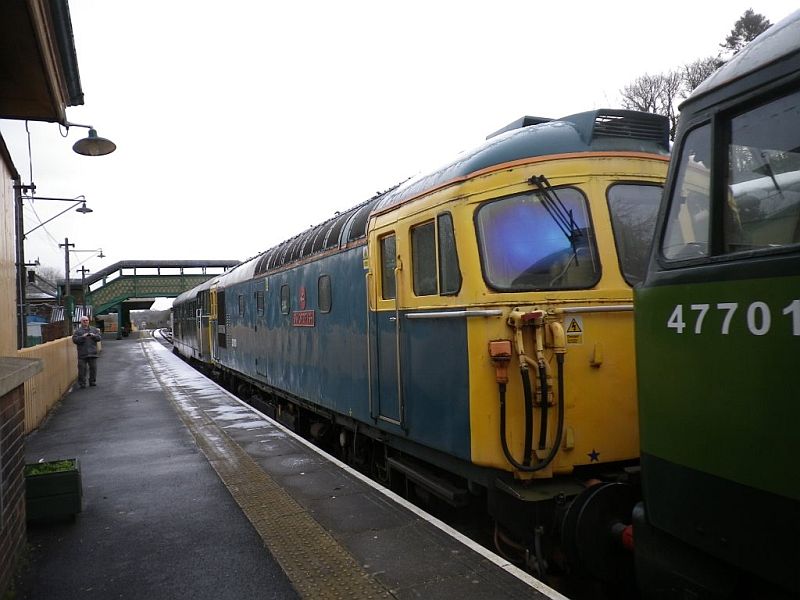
[528,175,582,254]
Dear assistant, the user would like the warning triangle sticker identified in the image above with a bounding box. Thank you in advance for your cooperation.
[567,318,582,333]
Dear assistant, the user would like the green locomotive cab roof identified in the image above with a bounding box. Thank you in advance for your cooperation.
[687,9,800,107]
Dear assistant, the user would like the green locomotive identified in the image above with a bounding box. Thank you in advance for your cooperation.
[634,9,800,598]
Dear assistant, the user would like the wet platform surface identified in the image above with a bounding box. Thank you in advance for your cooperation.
[19,334,566,599]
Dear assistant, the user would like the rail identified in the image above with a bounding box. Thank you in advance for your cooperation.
[18,337,77,433]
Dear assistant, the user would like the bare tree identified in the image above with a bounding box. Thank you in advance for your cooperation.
[618,10,772,139]
[620,73,664,113]
[36,265,62,283]
[682,57,721,93]
[620,70,683,138]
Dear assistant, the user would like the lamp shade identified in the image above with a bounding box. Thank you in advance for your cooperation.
[73,128,116,156]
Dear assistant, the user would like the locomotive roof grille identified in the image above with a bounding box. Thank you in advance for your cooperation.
[591,111,670,146]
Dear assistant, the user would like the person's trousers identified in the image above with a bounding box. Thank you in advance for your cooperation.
[78,357,97,386]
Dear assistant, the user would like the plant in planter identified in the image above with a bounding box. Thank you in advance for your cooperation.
[24,458,82,521]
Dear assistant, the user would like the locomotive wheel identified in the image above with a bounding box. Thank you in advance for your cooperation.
[561,482,635,584]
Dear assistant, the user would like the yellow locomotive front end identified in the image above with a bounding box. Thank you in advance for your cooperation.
[366,110,669,576]
[462,156,669,480]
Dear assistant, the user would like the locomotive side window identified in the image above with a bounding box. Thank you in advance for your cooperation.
[238,294,245,316]
[725,90,800,253]
[280,284,290,314]
[411,221,437,295]
[380,234,397,300]
[256,290,265,315]
[661,125,711,260]
[411,213,462,297]
[607,183,663,286]
[475,187,599,291]
[318,274,332,313]
[438,213,461,294]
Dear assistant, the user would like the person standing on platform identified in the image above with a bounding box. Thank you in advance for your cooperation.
[72,316,102,388]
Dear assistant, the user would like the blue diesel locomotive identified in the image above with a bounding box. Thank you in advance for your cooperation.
[173,108,670,579]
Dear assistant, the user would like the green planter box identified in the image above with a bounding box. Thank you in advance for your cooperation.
[25,458,82,521]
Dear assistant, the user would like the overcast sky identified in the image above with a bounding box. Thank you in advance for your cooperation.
[2,1,798,284]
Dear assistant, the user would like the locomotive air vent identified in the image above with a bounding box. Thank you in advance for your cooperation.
[591,110,669,149]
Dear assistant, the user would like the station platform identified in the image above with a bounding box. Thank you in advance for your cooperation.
[18,333,568,600]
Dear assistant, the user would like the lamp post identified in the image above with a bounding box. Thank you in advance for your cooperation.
[22,195,93,238]
[60,238,75,335]
[77,266,90,319]
[15,192,95,343]
[13,192,95,343]
[11,121,115,348]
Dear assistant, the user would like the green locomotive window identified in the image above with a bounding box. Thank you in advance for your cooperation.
[438,213,461,294]
[475,187,599,291]
[411,221,437,296]
[725,90,800,253]
[380,235,396,300]
[607,183,663,286]
[318,274,332,313]
[662,125,711,260]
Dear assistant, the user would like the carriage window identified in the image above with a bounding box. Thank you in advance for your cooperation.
[318,274,332,313]
[438,213,461,294]
[607,184,663,286]
[475,187,599,291]
[662,125,711,260]
[256,290,265,315]
[411,221,437,295]
[725,90,800,253]
[380,235,396,300]
[280,284,290,314]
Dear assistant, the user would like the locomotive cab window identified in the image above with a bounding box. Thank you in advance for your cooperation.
[661,125,712,260]
[438,213,461,294]
[607,183,663,286]
[411,222,437,295]
[280,284,290,314]
[380,234,397,300]
[475,187,599,291]
[411,213,462,296]
[725,90,800,253]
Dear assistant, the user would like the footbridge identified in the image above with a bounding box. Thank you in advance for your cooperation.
[71,260,239,336]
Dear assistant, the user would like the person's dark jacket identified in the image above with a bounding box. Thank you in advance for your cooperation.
[72,325,102,358]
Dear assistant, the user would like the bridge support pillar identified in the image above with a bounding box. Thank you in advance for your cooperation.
[116,304,124,340]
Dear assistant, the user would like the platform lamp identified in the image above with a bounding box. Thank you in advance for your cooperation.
[12,185,97,346]
[72,248,106,320]
[64,122,117,156]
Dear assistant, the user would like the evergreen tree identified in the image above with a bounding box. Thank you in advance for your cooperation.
[720,9,772,57]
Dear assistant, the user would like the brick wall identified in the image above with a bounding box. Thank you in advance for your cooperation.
[0,384,26,597]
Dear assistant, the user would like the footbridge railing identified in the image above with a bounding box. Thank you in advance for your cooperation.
[82,260,239,315]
